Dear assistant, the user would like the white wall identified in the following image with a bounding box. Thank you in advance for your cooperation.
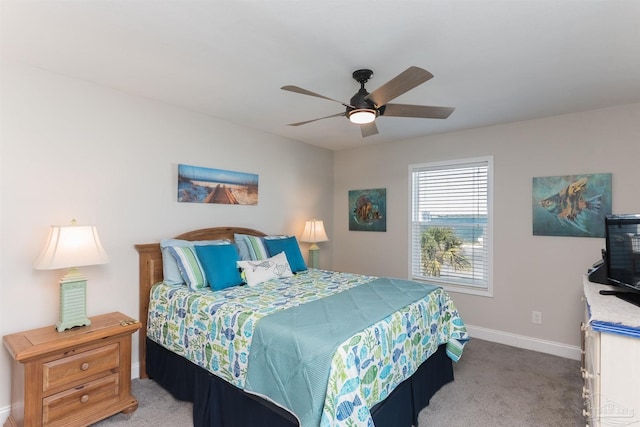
[333,103,640,353]
[0,61,333,413]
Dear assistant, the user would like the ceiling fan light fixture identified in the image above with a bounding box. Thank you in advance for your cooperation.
[348,109,377,124]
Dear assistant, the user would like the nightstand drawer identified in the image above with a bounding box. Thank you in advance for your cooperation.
[42,372,120,426]
[43,343,120,393]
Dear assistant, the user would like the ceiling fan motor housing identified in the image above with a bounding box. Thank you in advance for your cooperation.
[347,69,378,120]
[349,88,377,110]
[346,90,378,123]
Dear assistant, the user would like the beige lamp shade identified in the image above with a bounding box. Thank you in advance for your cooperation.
[35,222,109,332]
[300,219,328,269]
[35,224,109,270]
[300,219,329,244]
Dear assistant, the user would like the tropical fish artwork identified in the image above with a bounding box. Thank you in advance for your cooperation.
[353,194,383,224]
[533,173,611,237]
[348,188,387,232]
[539,177,601,233]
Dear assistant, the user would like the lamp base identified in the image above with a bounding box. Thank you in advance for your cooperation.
[308,247,320,269]
[56,269,91,332]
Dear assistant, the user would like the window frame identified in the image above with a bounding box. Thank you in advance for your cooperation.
[408,156,493,297]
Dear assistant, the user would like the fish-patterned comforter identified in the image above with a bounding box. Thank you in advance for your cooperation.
[147,269,469,427]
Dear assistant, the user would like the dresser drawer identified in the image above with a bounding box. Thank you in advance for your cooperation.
[42,372,120,426]
[43,343,120,393]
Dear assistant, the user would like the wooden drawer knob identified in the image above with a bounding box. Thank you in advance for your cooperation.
[81,362,90,371]
[80,394,89,404]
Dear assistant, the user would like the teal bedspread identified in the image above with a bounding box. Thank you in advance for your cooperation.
[147,269,469,427]
[245,278,439,427]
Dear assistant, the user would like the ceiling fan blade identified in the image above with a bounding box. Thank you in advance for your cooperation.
[366,66,434,107]
[281,85,350,107]
[383,103,455,119]
[360,121,378,138]
[286,112,345,127]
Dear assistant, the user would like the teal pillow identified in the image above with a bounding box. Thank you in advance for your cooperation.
[263,236,307,273]
[167,246,207,290]
[195,244,243,291]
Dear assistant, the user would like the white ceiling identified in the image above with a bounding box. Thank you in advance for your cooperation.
[2,1,640,151]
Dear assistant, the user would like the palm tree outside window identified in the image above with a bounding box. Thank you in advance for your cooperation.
[410,157,493,297]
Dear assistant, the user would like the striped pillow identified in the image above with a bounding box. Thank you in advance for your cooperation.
[160,239,229,285]
[234,234,269,261]
[167,246,206,290]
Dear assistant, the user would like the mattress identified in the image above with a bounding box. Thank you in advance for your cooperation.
[147,269,468,427]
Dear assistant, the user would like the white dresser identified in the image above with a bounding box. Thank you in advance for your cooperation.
[582,276,640,426]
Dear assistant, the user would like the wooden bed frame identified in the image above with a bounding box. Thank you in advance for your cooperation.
[134,226,266,379]
[134,226,455,426]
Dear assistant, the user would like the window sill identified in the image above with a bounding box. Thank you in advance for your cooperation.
[411,276,493,297]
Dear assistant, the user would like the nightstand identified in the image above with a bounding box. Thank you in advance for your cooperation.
[3,312,141,427]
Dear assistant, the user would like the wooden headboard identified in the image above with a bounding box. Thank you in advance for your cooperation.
[134,226,266,378]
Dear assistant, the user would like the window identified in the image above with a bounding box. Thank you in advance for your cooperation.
[410,156,492,296]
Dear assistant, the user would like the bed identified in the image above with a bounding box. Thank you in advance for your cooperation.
[136,227,468,427]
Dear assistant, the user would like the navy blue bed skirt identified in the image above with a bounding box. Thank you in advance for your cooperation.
[146,338,454,427]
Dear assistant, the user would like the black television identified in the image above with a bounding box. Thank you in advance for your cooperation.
[589,214,640,307]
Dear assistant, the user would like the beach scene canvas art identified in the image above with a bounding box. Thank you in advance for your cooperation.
[178,164,259,205]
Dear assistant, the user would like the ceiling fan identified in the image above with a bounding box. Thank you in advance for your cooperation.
[281,66,454,138]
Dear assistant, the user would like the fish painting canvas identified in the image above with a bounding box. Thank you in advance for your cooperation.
[533,173,611,237]
[349,188,386,232]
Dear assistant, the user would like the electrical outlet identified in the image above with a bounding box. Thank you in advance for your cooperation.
[532,310,543,325]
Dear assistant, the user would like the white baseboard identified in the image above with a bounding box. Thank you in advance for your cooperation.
[132,361,140,379]
[466,323,581,360]
[0,406,8,426]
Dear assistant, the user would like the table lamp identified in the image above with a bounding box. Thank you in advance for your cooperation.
[34,220,109,332]
[300,219,329,269]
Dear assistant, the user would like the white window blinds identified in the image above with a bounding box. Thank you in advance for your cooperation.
[410,157,492,293]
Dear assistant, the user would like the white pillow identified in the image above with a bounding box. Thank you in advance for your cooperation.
[237,251,293,286]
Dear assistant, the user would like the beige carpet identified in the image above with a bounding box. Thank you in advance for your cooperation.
[93,339,583,426]
[418,339,583,426]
